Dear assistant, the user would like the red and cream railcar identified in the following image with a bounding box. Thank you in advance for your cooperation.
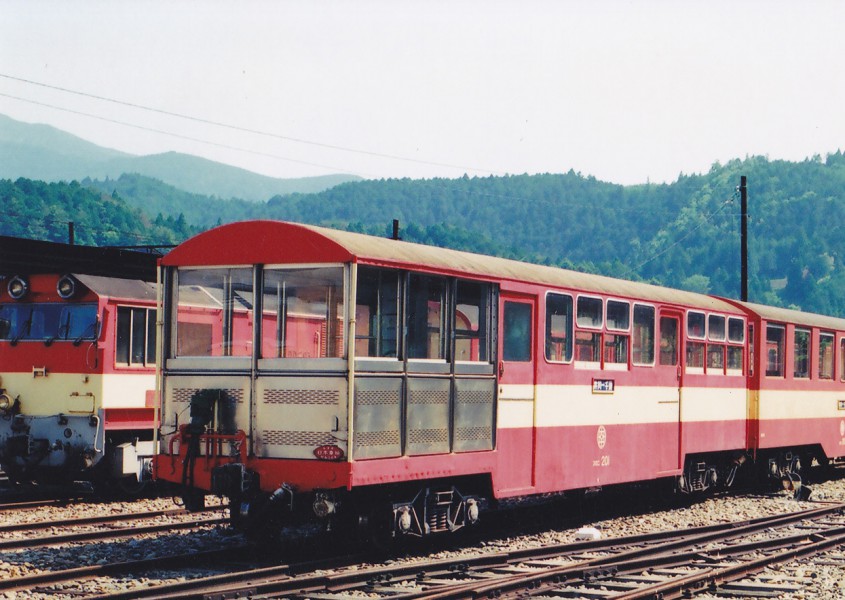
[0,273,158,488]
[729,301,845,484]
[156,220,756,539]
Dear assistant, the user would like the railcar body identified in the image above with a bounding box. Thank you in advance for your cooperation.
[0,273,158,489]
[727,300,845,486]
[155,220,837,542]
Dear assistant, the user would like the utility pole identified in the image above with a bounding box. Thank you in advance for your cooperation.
[740,176,748,302]
[68,222,75,246]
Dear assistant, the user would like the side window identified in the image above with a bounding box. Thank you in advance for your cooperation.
[355,267,400,358]
[819,332,834,380]
[766,324,785,377]
[503,301,531,362]
[707,315,726,374]
[686,311,706,371]
[407,274,447,360]
[545,293,573,362]
[841,338,845,381]
[116,306,156,366]
[794,328,810,379]
[659,316,679,366]
[604,300,630,367]
[455,280,492,362]
[575,296,602,363]
[632,304,655,365]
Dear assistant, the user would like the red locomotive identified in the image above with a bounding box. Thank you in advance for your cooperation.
[154,220,845,541]
[0,269,158,492]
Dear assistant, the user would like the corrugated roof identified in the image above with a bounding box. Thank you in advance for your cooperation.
[732,300,845,330]
[302,223,739,313]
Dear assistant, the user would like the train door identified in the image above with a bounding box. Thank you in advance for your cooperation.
[495,293,537,493]
[656,310,683,473]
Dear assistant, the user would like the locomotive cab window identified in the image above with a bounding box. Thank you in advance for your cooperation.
[116,306,156,366]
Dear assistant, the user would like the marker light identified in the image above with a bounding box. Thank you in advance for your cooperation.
[57,275,76,299]
[7,276,28,300]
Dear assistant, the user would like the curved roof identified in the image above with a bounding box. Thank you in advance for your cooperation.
[164,220,740,313]
[730,299,845,331]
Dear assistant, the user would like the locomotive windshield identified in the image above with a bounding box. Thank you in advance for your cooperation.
[0,303,98,342]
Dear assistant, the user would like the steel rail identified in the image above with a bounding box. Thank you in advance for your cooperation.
[87,502,845,600]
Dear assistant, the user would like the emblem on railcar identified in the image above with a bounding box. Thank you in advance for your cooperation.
[596,425,607,449]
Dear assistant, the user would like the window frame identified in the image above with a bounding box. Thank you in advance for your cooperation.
[544,291,574,364]
[115,305,156,368]
[631,303,656,367]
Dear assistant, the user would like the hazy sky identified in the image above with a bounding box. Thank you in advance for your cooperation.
[2,0,844,185]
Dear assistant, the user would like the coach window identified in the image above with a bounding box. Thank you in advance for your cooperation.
[116,306,156,366]
[766,324,785,377]
[632,304,655,365]
[455,280,492,363]
[819,332,834,380]
[726,317,745,374]
[706,315,726,373]
[354,267,400,359]
[503,301,531,362]
[605,300,629,368]
[575,296,602,365]
[545,293,573,362]
[261,267,345,359]
[794,328,810,379]
[686,311,706,370]
[840,338,845,381]
[174,267,253,357]
[407,274,447,360]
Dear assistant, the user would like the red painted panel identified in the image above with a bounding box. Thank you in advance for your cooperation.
[103,407,158,430]
[162,221,355,267]
[681,419,747,454]
[757,417,845,458]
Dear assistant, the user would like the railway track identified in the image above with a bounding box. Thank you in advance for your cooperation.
[84,501,845,600]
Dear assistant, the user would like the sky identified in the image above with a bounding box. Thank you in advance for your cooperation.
[2,0,844,186]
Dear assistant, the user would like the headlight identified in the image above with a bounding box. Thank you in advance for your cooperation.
[0,391,12,414]
[57,275,76,299]
[7,276,28,300]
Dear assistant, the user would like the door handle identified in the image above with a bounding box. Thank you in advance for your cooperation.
[498,361,504,378]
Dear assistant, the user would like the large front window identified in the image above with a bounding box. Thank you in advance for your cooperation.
[172,266,345,359]
[0,303,98,342]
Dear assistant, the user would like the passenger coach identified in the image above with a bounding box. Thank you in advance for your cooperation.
[155,220,775,540]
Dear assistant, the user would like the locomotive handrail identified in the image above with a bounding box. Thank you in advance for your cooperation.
[169,424,247,465]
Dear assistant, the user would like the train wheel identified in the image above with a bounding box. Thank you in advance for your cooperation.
[116,476,148,497]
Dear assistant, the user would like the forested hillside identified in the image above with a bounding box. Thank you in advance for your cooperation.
[5,151,845,317]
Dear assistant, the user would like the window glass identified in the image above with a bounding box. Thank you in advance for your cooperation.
[659,316,678,366]
[0,303,97,342]
[117,306,156,366]
[174,268,254,357]
[260,267,345,359]
[604,333,628,364]
[708,315,726,341]
[707,344,724,372]
[687,311,705,339]
[575,330,601,362]
[727,346,743,371]
[687,341,705,368]
[632,305,655,365]
[407,274,447,360]
[728,317,744,343]
[576,297,602,328]
[355,268,399,358]
[545,293,573,362]
[606,300,630,331]
[455,280,492,362]
[503,301,531,362]
[766,325,785,377]
[819,333,834,380]
[841,338,845,381]
[794,329,810,378]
